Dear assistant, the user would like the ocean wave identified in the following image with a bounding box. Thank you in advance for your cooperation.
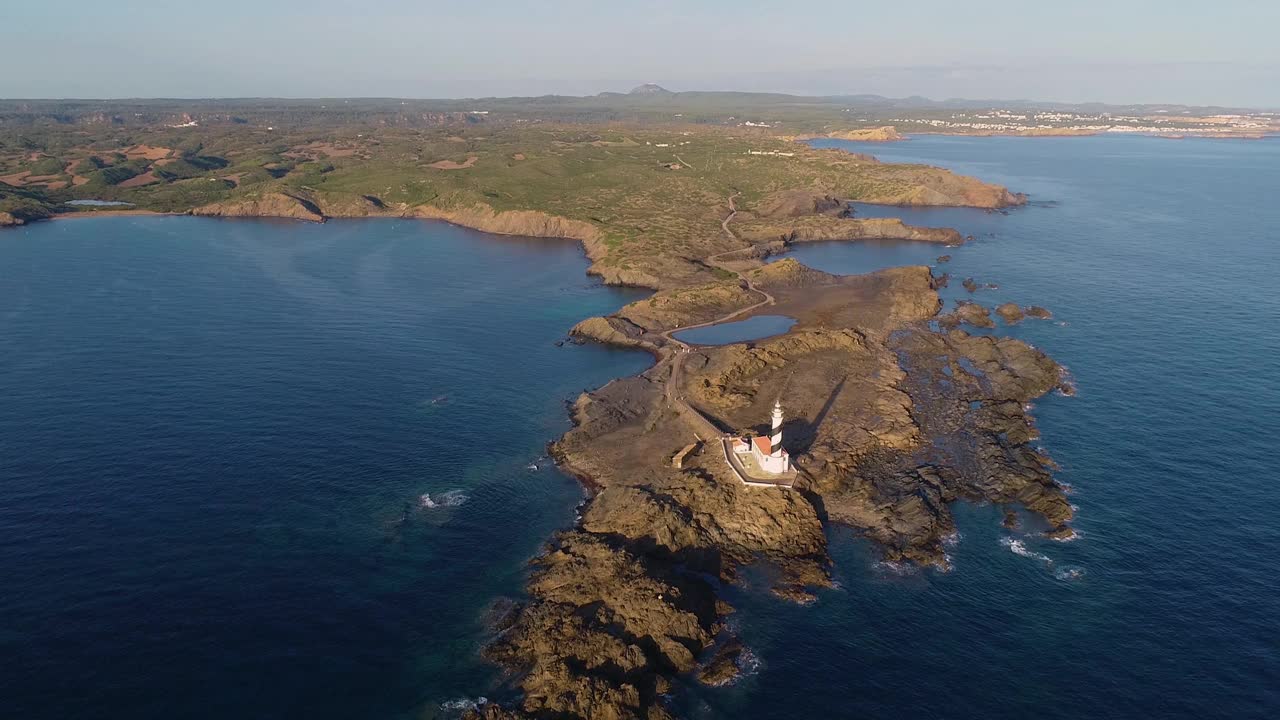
[873,560,919,576]
[1054,566,1086,581]
[1000,536,1052,564]
[737,646,762,679]
[420,490,469,509]
[440,696,488,716]
[1051,528,1082,542]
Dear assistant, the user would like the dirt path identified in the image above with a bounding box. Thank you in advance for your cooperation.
[659,193,777,429]
[663,193,775,350]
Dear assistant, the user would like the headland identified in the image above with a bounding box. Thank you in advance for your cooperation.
[0,104,1073,720]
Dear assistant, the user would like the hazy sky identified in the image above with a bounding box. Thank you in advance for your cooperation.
[8,0,1279,106]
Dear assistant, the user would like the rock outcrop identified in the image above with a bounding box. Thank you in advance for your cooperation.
[943,300,996,329]
[787,217,964,245]
[753,190,847,218]
[407,203,601,245]
[192,191,325,222]
[616,281,756,333]
[569,316,659,354]
[996,303,1026,324]
[853,167,1027,208]
[825,126,904,142]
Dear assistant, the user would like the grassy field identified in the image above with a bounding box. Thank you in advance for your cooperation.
[0,107,1021,284]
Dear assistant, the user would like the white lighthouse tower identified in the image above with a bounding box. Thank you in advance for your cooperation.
[731,398,790,475]
[770,398,784,453]
[727,396,795,482]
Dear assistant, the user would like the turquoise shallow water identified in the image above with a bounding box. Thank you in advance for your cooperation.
[3,135,1279,719]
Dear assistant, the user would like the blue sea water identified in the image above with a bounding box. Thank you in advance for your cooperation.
[2,135,1279,720]
[0,218,650,718]
[676,135,1280,718]
[673,314,796,345]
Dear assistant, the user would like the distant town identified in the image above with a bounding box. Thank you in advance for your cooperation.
[848,107,1278,138]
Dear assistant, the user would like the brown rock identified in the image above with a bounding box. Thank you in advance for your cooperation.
[995,303,1025,325]
[1002,509,1020,530]
[951,301,995,329]
[786,217,963,245]
[192,192,325,222]
[825,126,904,142]
[696,640,745,686]
[1044,526,1077,541]
[754,190,846,218]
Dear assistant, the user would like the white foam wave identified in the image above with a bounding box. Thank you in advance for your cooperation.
[737,646,762,678]
[1000,536,1052,564]
[440,696,488,714]
[420,490,469,509]
[873,560,918,576]
[1054,566,1086,581]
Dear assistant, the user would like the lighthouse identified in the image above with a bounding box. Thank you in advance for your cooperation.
[729,398,792,476]
[770,398,784,455]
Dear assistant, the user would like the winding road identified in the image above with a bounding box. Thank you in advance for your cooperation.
[660,193,775,352]
[660,193,777,436]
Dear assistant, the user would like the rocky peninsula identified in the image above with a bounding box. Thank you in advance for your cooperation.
[0,117,1069,720]
[465,203,1070,719]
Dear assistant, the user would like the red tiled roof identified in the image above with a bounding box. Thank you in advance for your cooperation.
[752,435,772,455]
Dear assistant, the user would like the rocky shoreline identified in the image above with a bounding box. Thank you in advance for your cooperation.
[21,176,1069,720]
[465,253,1071,717]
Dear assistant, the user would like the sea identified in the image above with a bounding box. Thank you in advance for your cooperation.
[3,135,1279,719]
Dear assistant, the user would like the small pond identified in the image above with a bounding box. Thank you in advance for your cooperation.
[673,314,796,345]
[774,238,948,276]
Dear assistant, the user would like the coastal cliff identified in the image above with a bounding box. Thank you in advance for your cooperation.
[192,192,326,222]
[785,217,964,245]
[824,126,905,142]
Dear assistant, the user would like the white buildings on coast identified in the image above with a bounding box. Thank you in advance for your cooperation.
[886,110,1276,136]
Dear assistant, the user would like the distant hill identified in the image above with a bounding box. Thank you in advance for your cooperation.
[629,84,672,95]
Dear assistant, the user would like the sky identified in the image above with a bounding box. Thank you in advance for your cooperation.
[7,0,1280,107]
